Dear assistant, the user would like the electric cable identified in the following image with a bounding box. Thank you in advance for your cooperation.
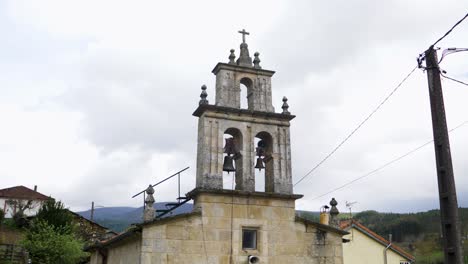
[439,48,468,64]
[441,73,468,87]
[293,66,418,187]
[310,120,468,201]
[432,12,468,47]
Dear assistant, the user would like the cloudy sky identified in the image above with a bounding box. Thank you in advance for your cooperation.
[1,0,467,213]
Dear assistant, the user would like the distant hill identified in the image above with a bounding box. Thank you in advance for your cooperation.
[75,202,193,232]
[296,210,320,221]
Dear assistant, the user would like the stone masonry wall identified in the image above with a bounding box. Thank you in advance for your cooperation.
[214,68,274,113]
[196,111,293,194]
[106,236,141,264]
[139,192,343,264]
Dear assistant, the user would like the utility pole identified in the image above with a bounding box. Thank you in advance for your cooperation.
[424,46,463,264]
[90,201,95,222]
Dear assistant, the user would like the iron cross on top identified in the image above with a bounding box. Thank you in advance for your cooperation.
[238,29,250,43]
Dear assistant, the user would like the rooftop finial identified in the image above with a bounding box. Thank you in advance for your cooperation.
[253,52,261,69]
[238,29,250,43]
[329,198,340,228]
[143,185,155,222]
[236,29,253,67]
[199,85,208,105]
[282,96,290,114]
[229,49,236,64]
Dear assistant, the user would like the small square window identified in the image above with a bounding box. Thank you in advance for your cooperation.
[242,229,257,250]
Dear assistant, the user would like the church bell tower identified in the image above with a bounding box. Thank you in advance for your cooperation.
[193,30,295,194]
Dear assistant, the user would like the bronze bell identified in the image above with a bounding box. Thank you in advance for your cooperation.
[224,138,236,155]
[255,157,265,171]
[223,155,235,173]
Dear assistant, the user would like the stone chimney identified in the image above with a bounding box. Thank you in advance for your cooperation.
[143,185,155,222]
[329,198,340,228]
[34,185,37,192]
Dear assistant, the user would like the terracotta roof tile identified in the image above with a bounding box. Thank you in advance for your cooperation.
[340,219,415,261]
[0,186,51,201]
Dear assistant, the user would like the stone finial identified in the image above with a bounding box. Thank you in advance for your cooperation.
[281,96,290,114]
[329,198,339,228]
[229,49,236,64]
[199,85,208,105]
[237,43,253,67]
[253,52,261,69]
[143,185,155,222]
[236,29,253,67]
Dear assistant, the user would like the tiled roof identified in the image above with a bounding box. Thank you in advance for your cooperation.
[340,219,415,261]
[0,186,51,201]
[68,210,118,235]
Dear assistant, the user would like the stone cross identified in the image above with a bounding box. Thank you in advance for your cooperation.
[238,29,250,43]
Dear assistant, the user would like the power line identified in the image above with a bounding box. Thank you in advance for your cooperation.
[441,72,468,87]
[432,12,468,47]
[439,47,468,64]
[310,120,468,201]
[293,66,418,187]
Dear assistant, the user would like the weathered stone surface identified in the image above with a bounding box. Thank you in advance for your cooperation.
[105,236,141,264]
[195,111,294,194]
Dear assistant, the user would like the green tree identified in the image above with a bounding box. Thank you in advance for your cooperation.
[21,220,88,264]
[35,199,74,234]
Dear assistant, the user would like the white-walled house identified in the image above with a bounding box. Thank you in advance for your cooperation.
[340,219,415,264]
[0,186,50,218]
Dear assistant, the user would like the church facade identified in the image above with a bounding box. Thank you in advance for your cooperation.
[88,31,347,264]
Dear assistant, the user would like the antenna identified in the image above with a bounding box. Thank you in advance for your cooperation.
[345,201,358,219]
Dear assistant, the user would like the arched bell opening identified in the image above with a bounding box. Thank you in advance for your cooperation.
[254,131,273,192]
[222,128,243,190]
[240,77,254,110]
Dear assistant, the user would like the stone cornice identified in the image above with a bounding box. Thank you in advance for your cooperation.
[186,187,303,200]
[211,62,275,76]
[192,104,295,122]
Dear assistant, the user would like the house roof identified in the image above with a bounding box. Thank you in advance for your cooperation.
[0,186,51,201]
[340,219,415,261]
[85,225,142,251]
[68,210,118,235]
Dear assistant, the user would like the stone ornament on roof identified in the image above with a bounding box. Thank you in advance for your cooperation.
[228,49,236,64]
[143,185,155,222]
[329,198,340,228]
[236,29,253,67]
[199,85,208,105]
[282,96,290,115]
[253,52,261,69]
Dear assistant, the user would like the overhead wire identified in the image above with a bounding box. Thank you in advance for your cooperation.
[432,12,468,47]
[293,66,418,187]
[310,120,468,201]
[439,48,468,64]
[441,73,468,87]
[296,12,468,188]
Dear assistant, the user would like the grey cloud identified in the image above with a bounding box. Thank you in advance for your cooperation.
[4,0,468,212]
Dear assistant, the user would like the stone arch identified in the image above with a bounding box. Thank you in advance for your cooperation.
[223,128,243,190]
[239,77,254,110]
[254,131,274,192]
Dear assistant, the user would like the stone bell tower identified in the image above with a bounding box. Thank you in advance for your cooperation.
[193,29,295,194]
